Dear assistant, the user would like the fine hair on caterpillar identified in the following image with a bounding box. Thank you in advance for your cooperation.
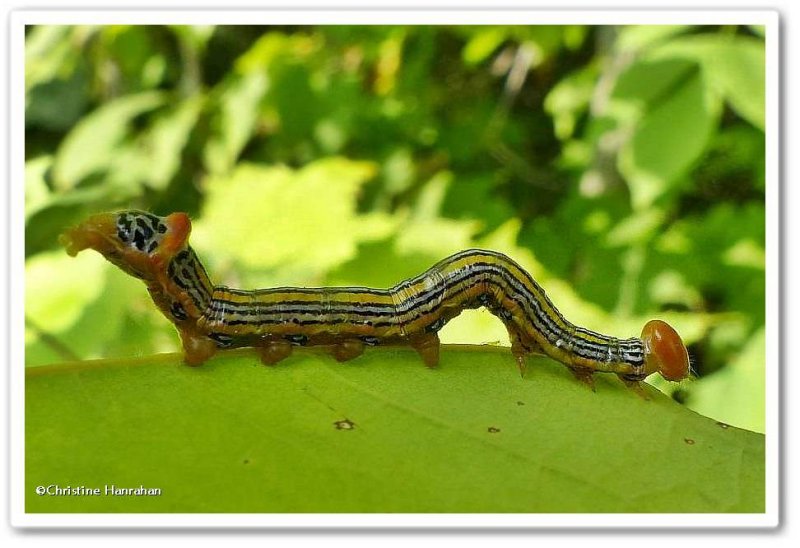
[59,210,691,389]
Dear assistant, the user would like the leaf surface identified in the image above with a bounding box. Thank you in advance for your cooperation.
[26,347,764,513]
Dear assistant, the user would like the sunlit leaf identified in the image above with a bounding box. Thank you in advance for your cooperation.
[685,328,766,433]
[25,250,106,334]
[25,156,53,219]
[51,91,167,190]
[544,63,599,140]
[203,73,269,175]
[194,159,391,281]
[144,95,204,189]
[616,25,691,52]
[27,349,764,512]
[462,27,508,65]
[25,26,85,91]
[26,257,178,367]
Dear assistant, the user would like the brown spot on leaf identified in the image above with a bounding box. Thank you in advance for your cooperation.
[334,419,356,430]
[488,426,501,434]
[716,421,730,429]
[684,438,695,445]
[516,401,525,406]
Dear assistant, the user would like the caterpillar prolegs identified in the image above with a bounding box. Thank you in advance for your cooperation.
[59,211,691,387]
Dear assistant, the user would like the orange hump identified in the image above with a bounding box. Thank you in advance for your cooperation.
[641,319,690,381]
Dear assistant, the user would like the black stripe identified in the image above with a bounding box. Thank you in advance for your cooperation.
[169,248,212,305]
[208,298,397,312]
[195,248,644,367]
[209,258,644,365]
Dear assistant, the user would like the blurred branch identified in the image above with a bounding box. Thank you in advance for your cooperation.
[484,43,558,190]
[176,30,203,96]
[26,316,81,362]
[579,26,633,198]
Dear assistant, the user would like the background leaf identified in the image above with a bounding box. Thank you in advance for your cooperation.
[618,67,721,209]
[649,35,766,131]
[51,91,167,190]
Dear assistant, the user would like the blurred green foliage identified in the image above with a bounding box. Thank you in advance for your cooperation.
[25,25,766,432]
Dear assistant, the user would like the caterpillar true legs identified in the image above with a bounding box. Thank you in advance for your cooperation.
[59,210,691,386]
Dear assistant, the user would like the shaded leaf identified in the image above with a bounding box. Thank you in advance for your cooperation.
[26,71,89,131]
[618,68,721,209]
[611,57,697,111]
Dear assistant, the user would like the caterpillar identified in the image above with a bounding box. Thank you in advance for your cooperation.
[58,210,690,387]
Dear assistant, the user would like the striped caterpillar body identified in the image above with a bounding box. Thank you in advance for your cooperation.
[59,211,691,387]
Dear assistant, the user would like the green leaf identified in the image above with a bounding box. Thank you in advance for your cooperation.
[25,251,178,366]
[685,329,766,434]
[25,156,53,219]
[461,27,508,65]
[25,26,82,92]
[142,95,204,190]
[611,57,697,111]
[615,25,692,52]
[649,35,765,131]
[194,159,387,277]
[26,71,89,132]
[25,250,106,334]
[203,72,269,175]
[26,348,764,513]
[51,91,167,190]
[544,63,599,140]
[98,26,167,91]
[441,173,516,234]
[618,67,721,209]
[708,38,765,131]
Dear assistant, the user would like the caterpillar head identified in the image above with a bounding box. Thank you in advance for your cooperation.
[112,211,190,258]
[59,211,192,278]
[641,319,690,381]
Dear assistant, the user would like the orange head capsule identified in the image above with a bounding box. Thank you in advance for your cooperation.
[641,319,690,381]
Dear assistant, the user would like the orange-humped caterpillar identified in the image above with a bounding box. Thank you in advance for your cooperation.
[58,210,691,388]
